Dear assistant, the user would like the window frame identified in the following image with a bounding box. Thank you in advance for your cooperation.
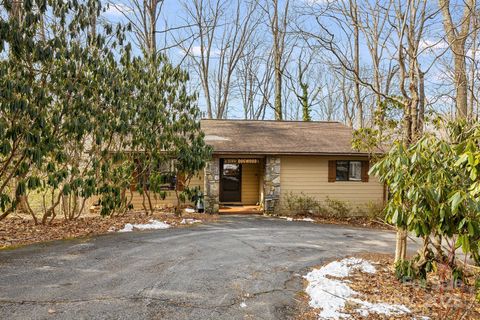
[335,160,363,182]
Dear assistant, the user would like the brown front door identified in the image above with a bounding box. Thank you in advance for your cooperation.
[220,159,242,203]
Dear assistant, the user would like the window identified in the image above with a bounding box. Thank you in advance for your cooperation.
[336,161,349,181]
[349,161,362,181]
[336,160,363,181]
[133,158,178,191]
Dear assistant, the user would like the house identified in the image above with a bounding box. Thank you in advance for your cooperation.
[126,119,385,214]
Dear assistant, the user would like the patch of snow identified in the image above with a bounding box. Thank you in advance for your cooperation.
[304,257,410,320]
[184,208,195,213]
[180,218,202,225]
[240,301,247,308]
[119,223,134,232]
[352,299,411,317]
[118,220,170,232]
[278,216,316,222]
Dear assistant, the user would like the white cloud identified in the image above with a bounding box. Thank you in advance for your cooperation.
[419,39,448,51]
[304,0,334,5]
[103,3,132,17]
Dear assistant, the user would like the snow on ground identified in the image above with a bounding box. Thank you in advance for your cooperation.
[279,216,315,222]
[304,257,412,319]
[181,218,202,225]
[301,217,315,222]
[118,220,171,232]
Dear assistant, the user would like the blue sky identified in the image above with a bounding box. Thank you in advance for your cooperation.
[99,0,473,122]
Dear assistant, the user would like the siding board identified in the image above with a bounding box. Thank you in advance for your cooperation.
[280,156,383,210]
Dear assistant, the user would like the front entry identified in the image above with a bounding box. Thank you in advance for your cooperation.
[220,159,242,203]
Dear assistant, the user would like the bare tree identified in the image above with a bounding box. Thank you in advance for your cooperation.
[468,10,479,119]
[357,0,396,122]
[391,0,433,262]
[109,0,166,56]
[337,67,356,127]
[298,0,436,262]
[236,39,274,119]
[285,48,323,121]
[182,0,260,118]
[262,0,291,120]
[439,0,477,119]
[318,74,342,121]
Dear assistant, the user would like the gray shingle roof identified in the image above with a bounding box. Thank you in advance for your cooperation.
[201,119,369,155]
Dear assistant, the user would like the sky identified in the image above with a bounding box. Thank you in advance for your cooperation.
[98,0,475,122]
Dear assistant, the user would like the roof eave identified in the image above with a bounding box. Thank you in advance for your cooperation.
[211,151,381,156]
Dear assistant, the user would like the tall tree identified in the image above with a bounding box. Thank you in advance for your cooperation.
[109,0,165,56]
[439,0,477,119]
[266,0,290,120]
[182,0,260,118]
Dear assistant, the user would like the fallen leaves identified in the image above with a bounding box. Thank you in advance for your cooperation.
[278,214,391,230]
[297,253,480,320]
[0,211,219,249]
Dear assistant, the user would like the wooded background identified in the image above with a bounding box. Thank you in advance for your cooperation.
[104,0,478,126]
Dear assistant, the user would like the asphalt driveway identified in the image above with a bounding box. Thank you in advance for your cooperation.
[0,215,401,320]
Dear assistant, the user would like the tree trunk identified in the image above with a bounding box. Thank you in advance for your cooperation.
[438,0,475,119]
[453,53,469,118]
[351,0,363,128]
[394,228,408,263]
[272,0,286,121]
[149,0,157,56]
[417,69,425,135]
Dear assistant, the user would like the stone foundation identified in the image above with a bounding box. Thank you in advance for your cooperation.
[264,156,281,213]
[204,157,220,213]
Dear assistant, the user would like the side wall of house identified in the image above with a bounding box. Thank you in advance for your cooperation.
[279,156,384,212]
[129,173,204,210]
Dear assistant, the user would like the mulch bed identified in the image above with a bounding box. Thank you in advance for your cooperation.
[312,216,391,230]
[0,211,219,249]
[297,253,480,320]
[279,214,392,230]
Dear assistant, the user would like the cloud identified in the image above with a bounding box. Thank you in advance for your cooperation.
[419,39,448,51]
[103,3,132,17]
[304,0,336,5]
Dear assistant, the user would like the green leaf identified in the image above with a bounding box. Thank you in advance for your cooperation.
[450,191,463,214]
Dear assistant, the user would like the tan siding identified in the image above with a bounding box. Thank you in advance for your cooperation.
[241,163,260,205]
[130,171,204,210]
[280,156,384,210]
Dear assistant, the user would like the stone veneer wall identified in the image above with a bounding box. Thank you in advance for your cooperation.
[204,157,220,213]
[264,156,281,212]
